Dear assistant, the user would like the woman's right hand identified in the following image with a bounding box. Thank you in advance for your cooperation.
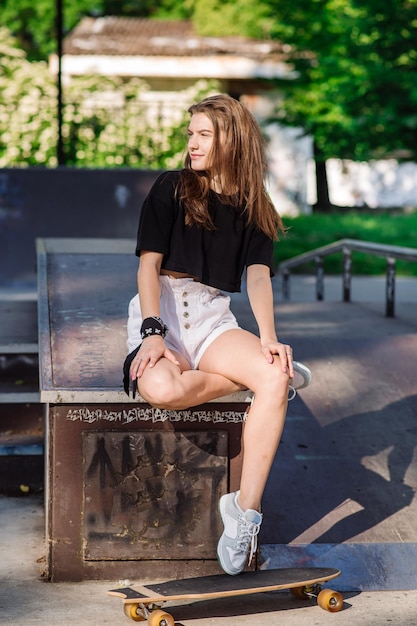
[130,336,180,381]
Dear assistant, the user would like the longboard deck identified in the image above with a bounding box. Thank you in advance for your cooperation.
[108,567,341,605]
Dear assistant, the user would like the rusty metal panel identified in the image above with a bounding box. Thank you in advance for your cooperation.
[83,430,227,561]
[47,407,243,581]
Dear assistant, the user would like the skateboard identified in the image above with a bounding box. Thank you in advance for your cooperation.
[108,567,343,624]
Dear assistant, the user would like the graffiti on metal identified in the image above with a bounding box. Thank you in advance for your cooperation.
[67,406,246,424]
[83,430,228,560]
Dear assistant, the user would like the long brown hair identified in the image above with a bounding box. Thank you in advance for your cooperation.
[178,94,285,240]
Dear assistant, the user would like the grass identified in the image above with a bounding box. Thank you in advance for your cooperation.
[274,210,417,275]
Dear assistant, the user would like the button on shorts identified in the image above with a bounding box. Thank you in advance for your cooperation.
[127,276,240,369]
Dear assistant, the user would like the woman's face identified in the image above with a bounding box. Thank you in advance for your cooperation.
[187,112,216,172]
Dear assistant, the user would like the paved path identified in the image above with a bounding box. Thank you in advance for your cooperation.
[2,495,417,625]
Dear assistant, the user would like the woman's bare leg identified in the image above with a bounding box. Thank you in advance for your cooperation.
[137,350,245,410]
[198,329,289,510]
[238,390,287,511]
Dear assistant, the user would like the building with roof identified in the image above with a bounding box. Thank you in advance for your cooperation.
[54,17,295,99]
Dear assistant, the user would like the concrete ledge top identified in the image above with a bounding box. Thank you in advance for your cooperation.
[40,388,252,405]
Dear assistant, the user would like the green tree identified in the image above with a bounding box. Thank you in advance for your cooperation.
[266,0,417,207]
[0,0,96,60]
[267,0,417,162]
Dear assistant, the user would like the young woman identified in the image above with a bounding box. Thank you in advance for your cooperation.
[125,94,293,575]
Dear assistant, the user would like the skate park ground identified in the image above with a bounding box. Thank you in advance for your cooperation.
[1,274,417,625]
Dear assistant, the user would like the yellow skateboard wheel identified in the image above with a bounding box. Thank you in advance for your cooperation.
[123,603,146,621]
[147,609,175,626]
[317,588,344,612]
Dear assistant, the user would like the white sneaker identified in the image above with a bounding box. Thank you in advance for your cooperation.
[217,491,262,576]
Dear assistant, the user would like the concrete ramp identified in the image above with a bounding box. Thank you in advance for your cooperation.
[255,299,417,591]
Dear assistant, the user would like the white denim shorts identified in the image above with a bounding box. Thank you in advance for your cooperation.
[127,276,240,369]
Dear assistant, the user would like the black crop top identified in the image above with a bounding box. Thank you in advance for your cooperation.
[135,170,275,293]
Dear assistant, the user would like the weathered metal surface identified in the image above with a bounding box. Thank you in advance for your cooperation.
[83,430,227,560]
[37,239,138,397]
[0,294,39,402]
[0,354,39,403]
[1,168,159,285]
[0,299,38,353]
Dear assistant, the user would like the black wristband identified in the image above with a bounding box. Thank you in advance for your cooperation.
[140,316,169,340]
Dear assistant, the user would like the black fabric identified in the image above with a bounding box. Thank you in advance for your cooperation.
[140,316,168,340]
[135,170,275,293]
[122,344,141,397]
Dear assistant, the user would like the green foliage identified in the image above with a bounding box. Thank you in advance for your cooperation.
[0,0,175,60]
[275,210,417,275]
[0,27,219,168]
[0,0,102,60]
[0,0,58,60]
[190,0,272,39]
[152,0,193,19]
[0,28,58,165]
[61,78,219,169]
[265,0,417,161]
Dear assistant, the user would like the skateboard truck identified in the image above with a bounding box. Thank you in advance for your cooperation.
[291,583,344,612]
[124,603,173,625]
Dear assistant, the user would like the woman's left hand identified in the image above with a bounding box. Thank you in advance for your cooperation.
[261,339,294,378]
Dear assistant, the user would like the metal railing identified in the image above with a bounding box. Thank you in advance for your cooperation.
[278,238,417,317]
